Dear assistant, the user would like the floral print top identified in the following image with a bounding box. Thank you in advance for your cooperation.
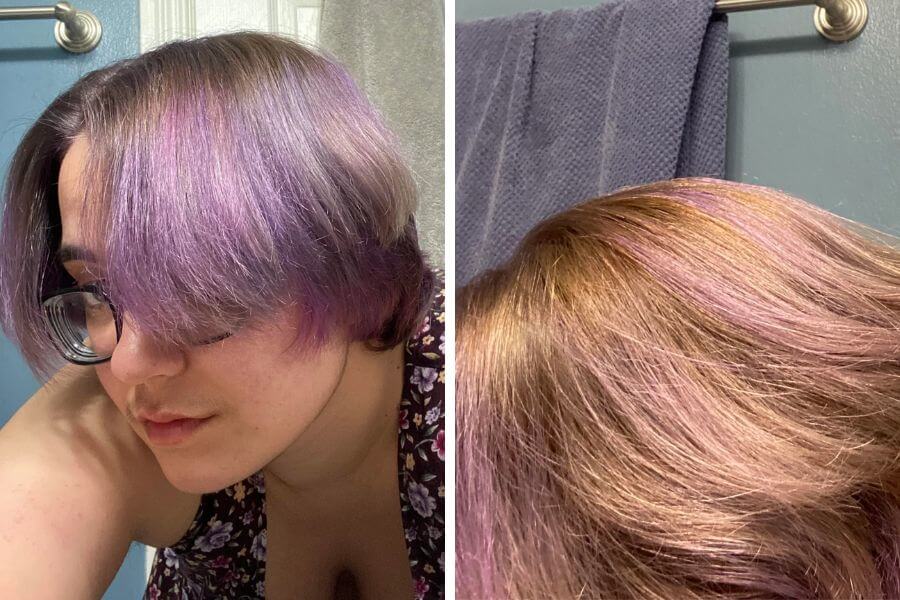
[144,272,445,599]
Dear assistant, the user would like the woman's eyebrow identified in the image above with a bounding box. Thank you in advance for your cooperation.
[56,244,97,265]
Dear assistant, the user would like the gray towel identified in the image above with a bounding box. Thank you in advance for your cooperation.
[456,0,729,287]
[319,0,445,264]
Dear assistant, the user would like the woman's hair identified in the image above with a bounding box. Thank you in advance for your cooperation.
[457,177,900,599]
[0,31,435,380]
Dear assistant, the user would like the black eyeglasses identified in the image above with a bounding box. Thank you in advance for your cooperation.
[41,282,232,365]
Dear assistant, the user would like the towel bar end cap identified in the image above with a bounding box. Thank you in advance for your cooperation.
[815,0,867,42]
[53,5,101,53]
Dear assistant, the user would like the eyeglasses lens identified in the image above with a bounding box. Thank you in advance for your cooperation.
[43,290,117,362]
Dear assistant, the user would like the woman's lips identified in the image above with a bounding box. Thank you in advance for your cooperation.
[141,416,214,446]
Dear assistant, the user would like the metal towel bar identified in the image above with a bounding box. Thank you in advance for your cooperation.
[0,1,868,53]
[0,1,101,53]
[714,0,867,42]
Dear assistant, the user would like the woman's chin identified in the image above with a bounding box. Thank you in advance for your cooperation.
[158,458,259,495]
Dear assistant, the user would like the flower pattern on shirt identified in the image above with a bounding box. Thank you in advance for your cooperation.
[144,272,445,599]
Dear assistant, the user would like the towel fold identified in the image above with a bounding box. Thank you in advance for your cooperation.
[456,0,729,286]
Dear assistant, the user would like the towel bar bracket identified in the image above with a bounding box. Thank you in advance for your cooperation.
[715,0,868,43]
[814,0,867,42]
[52,1,101,53]
[0,1,102,53]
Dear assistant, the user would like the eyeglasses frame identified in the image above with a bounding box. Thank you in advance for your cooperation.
[40,282,232,365]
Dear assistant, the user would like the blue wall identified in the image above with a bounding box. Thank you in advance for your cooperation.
[456,0,900,235]
[0,0,149,597]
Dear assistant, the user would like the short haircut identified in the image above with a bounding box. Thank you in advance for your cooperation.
[457,177,900,599]
[0,31,436,379]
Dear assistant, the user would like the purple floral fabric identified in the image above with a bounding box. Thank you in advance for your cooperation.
[144,272,445,599]
[399,274,446,600]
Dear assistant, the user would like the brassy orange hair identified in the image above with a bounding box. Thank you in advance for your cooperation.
[457,177,900,599]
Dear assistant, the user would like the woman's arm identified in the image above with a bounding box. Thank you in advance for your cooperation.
[0,365,155,599]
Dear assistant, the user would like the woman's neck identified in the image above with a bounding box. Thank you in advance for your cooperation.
[262,340,406,519]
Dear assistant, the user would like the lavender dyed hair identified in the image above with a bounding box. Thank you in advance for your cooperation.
[457,177,900,599]
[0,31,435,380]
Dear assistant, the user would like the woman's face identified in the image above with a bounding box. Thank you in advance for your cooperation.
[56,135,351,494]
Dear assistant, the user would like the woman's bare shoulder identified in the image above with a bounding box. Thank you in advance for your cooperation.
[0,364,202,548]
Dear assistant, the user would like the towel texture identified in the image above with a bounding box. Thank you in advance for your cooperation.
[320,0,445,264]
[456,0,729,286]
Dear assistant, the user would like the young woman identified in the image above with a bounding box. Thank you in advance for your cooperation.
[0,32,444,600]
[457,177,900,599]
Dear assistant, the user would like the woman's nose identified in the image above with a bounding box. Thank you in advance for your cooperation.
[109,314,187,385]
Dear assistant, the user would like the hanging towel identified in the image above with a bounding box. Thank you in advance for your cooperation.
[320,0,445,263]
[456,0,729,287]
